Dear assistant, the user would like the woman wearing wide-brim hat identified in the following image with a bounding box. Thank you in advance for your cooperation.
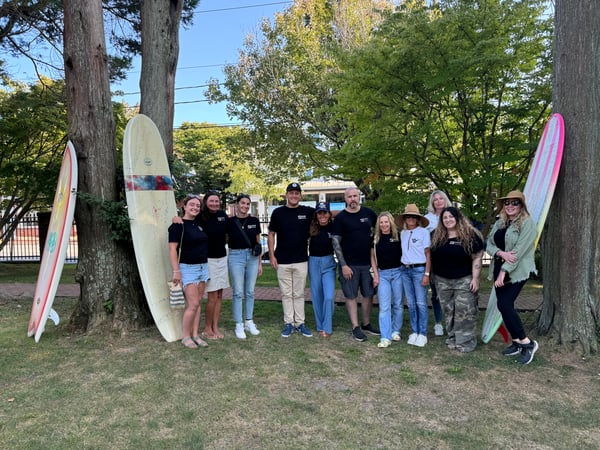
[398,204,431,347]
[487,190,539,364]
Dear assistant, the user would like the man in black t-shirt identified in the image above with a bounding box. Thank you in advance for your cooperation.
[332,187,380,342]
[268,183,315,338]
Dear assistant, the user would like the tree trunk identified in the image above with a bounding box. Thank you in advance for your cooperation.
[139,0,183,156]
[539,0,600,354]
[63,0,151,334]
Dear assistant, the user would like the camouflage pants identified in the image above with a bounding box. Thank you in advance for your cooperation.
[434,275,478,352]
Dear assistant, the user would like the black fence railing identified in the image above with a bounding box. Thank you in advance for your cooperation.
[0,212,78,263]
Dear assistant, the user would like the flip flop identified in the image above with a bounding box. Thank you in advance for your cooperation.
[192,336,208,348]
[181,337,198,349]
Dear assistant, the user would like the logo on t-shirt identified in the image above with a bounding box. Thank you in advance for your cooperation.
[360,218,369,223]
[218,217,226,222]
[248,224,257,229]
[297,215,308,220]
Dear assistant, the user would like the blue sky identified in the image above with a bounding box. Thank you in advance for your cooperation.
[114,0,292,127]
[3,1,291,128]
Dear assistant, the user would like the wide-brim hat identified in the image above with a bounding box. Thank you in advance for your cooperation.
[496,190,529,213]
[395,204,429,228]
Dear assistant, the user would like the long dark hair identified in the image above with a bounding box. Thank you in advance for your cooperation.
[309,210,332,236]
[200,191,221,222]
[431,206,482,254]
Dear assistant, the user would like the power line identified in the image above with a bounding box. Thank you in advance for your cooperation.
[196,1,292,14]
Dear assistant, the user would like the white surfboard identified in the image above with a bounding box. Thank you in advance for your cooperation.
[123,114,183,342]
[28,141,77,342]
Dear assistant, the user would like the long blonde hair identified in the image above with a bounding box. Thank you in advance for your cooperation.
[497,208,530,231]
[431,207,483,254]
[374,212,399,244]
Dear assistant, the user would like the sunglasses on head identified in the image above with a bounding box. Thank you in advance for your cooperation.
[503,199,521,207]
[187,193,201,199]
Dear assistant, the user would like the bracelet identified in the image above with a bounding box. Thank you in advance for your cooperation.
[424,272,430,276]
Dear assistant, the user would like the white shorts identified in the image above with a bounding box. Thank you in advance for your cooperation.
[206,256,230,292]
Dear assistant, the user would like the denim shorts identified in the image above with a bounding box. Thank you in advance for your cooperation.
[180,263,210,288]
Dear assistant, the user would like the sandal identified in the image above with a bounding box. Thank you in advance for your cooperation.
[182,337,198,349]
[192,336,208,348]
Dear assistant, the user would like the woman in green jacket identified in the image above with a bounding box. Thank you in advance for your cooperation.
[487,190,538,364]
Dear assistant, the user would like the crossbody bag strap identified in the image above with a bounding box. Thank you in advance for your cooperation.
[233,216,254,248]
[178,222,184,263]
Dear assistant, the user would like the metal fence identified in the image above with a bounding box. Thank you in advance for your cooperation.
[0,212,78,262]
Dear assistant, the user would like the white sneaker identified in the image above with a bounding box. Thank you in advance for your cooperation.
[377,338,391,348]
[235,322,247,339]
[434,323,444,336]
[415,334,428,347]
[407,333,418,345]
[244,320,260,336]
[391,332,401,342]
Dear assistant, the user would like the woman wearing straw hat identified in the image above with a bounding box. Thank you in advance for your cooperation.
[487,190,538,364]
[397,204,431,347]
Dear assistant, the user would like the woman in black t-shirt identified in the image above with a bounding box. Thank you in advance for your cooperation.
[168,195,209,349]
[430,207,484,353]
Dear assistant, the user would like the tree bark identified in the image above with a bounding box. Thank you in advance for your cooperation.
[139,0,183,156]
[63,0,151,334]
[539,0,600,354]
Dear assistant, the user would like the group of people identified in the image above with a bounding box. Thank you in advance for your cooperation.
[168,192,262,349]
[168,184,539,365]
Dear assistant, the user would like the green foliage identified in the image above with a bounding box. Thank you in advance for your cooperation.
[336,0,553,227]
[0,77,67,248]
[76,192,131,243]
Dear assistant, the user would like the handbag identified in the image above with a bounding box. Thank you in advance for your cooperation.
[233,216,262,257]
[168,224,186,309]
[168,281,185,309]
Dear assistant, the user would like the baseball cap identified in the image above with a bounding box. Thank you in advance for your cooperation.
[315,202,329,213]
[286,182,302,192]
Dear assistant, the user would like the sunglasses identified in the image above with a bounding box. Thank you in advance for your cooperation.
[187,193,201,199]
[503,199,521,207]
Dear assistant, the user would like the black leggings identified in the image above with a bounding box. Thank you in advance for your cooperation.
[496,280,527,340]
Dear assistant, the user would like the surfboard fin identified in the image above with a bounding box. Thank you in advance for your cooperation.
[48,308,60,326]
[498,323,510,343]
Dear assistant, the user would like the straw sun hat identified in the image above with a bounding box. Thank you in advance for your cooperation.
[496,190,529,214]
[395,204,429,228]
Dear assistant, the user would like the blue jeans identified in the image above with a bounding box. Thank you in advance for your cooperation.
[308,255,336,334]
[401,265,428,335]
[228,249,260,323]
[377,267,404,340]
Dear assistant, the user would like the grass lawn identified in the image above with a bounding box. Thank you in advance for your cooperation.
[1,290,599,448]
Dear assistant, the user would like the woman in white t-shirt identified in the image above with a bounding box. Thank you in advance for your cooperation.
[397,204,431,347]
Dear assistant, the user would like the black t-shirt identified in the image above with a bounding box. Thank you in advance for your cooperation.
[309,222,334,257]
[196,210,228,258]
[332,207,377,266]
[168,220,208,264]
[431,235,484,279]
[375,233,402,270]
[226,216,262,249]
[268,205,315,264]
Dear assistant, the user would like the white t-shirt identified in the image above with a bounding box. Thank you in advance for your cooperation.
[401,226,430,265]
[425,212,438,233]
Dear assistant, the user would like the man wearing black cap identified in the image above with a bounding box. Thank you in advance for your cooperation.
[268,182,315,338]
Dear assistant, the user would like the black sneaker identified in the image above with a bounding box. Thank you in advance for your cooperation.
[518,340,539,365]
[361,323,381,336]
[501,342,521,356]
[352,326,368,342]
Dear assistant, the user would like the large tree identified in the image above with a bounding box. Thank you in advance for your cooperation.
[64,0,150,332]
[540,0,599,354]
[333,0,552,229]
[208,0,395,186]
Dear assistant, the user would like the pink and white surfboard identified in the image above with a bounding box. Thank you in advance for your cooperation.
[482,113,564,343]
[28,141,78,342]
